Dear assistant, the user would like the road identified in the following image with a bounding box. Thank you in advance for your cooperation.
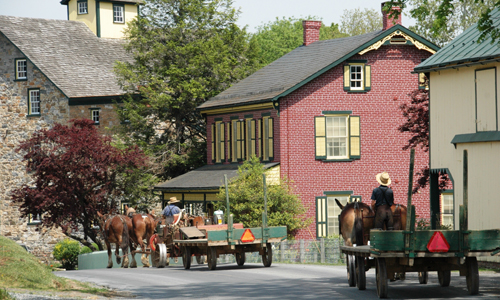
[55,263,500,299]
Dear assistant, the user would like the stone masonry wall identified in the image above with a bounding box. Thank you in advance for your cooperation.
[0,34,70,261]
[70,103,121,135]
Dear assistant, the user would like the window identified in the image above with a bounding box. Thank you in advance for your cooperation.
[315,112,360,161]
[316,193,357,237]
[28,213,41,225]
[211,120,225,163]
[113,4,124,23]
[344,61,371,92]
[258,115,274,161]
[16,59,27,80]
[440,192,454,229]
[475,68,497,132]
[91,109,100,125]
[229,118,245,162]
[77,0,88,14]
[28,89,40,115]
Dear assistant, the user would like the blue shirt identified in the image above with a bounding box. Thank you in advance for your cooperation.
[162,205,180,217]
[371,186,394,207]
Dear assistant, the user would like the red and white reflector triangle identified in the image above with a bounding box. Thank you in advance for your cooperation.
[427,231,450,253]
[241,229,255,243]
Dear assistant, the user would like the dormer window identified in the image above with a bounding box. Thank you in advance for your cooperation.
[77,0,88,14]
[16,59,27,80]
[113,4,124,23]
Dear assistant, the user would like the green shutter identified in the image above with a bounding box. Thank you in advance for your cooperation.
[211,124,215,163]
[349,116,361,159]
[258,119,262,160]
[250,119,256,158]
[343,65,350,91]
[268,118,274,161]
[316,196,328,238]
[350,195,362,202]
[239,120,246,161]
[364,65,371,91]
[315,116,327,159]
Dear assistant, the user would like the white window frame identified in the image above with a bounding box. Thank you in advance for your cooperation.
[440,192,454,229]
[326,116,348,159]
[77,0,88,14]
[29,89,40,115]
[113,4,125,23]
[327,196,349,236]
[16,59,27,80]
[91,109,100,125]
[350,64,364,90]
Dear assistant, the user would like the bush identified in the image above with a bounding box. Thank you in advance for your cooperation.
[80,243,98,255]
[53,239,80,270]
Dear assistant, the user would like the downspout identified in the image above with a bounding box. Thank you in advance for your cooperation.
[96,0,101,38]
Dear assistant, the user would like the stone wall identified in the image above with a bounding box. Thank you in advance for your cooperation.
[70,103,121,135]
[0,34,70,261]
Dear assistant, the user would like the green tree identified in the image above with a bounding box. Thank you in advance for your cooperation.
[217,156,310,238]
[385,0,500,45]
[340,8,383,36]
[251,17,347,67]
[114,0,259,181]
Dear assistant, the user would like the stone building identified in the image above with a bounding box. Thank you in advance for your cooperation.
[0,0,141,259]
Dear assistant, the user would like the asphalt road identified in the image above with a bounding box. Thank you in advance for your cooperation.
[55,262,500,299]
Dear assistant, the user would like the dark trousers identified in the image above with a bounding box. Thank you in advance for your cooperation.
[374,204,394,230]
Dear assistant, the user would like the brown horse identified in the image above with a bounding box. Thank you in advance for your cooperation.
[124,205,159,268]
[96,212,130,268]
[335,199,407,246]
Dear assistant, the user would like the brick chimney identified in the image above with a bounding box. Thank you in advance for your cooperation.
[302,20,322,46]
[381,2,402,30]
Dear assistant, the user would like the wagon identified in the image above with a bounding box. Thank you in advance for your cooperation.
[149,174,287,270]
[340,149,500,298]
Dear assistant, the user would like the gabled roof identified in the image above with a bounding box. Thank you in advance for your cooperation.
[0,15,132,98]
[197,25,439,112]
[415,8,500,73]
[154,162,280,191]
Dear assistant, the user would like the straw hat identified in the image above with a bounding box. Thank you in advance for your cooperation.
[376,172,391,186]
[168,196,180,204]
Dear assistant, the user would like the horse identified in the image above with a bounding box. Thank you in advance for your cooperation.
[96,211,130,268]
[124,205,159,268]
[335,199,407,246]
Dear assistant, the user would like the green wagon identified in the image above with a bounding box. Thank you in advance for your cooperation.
[172,174,287,270]
[340,149,500,298]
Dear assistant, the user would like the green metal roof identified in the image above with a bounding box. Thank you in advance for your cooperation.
[415,7,500,73]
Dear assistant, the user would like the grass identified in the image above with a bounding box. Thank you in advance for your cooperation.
[0,236,123,298]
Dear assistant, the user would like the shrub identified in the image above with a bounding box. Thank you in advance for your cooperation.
[53,239,80,270]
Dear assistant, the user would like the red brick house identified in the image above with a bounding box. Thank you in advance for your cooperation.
[154,3,440,239]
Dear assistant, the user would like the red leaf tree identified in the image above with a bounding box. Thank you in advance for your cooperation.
[11,119,147,249]
[397,88,448,193]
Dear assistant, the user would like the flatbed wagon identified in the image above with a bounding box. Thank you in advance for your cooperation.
[150,174,287,270]
[340,149,500,298]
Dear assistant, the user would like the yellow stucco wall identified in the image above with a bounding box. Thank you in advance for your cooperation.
[429,62,500,232]
[99,2,138,39]
[68,0,97,35]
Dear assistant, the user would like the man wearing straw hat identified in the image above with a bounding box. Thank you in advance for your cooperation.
[370,172,394,230]
[162,196,182,217]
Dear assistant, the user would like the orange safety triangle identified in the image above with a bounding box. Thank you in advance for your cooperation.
[241,229,255,243]
[427,231,450,253]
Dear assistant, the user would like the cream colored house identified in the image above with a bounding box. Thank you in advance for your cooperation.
[415,8,500,262]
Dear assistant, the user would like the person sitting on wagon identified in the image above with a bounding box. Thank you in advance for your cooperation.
[370,172,394,230]
[162,197,182,223]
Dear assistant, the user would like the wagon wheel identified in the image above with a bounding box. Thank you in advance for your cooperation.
[235,252,246,266]
[207,246,217,270]
[151,243,167,268]
[438,270,451,287]
[347,254,356,287]
[262,243,273,267]
[418,271,428,284]
[376,258,388,298]
[466,257,479,295]
[355,256,366,290]
[182,246,191,270]
[196,255,205,265]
